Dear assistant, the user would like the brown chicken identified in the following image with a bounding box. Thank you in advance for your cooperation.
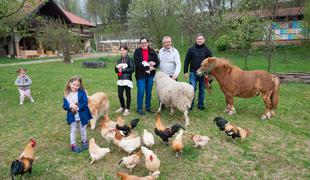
[154,113,184,144]
[171,129,184,156]
[191,134,210,148]
[225,124,250,139]
[11,139,36,180]
[116,171,160,180]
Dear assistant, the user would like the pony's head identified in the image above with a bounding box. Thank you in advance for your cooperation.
[197,57,236,76]
[196,57,217,76]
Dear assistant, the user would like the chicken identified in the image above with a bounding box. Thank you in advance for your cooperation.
[116,171,160,180]
[171,129,184,156]
[141,146,160,174]
[100,119,116,144]
[224,124,250,139]
[154,113,184,144]
[119,151,142,172]
[237,127,250,139]
[143,129,155,148]
[114,130,141,154]
[89,138,110,164]
[116,116,140,136]
[11,139,36,180]
[214,116,229,131]
[103,114,117,129]
[191,134,210,148]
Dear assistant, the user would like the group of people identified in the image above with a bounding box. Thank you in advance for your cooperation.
[14,33,212,153]
[114,34,212,116]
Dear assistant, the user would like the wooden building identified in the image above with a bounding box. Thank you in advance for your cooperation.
[0,0,95,58]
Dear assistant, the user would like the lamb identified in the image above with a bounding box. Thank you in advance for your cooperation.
[154,71,194,126]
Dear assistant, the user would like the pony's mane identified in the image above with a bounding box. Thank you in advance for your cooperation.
[216,58,241,70]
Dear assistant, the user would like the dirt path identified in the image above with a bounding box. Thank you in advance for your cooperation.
[0,53,118,67]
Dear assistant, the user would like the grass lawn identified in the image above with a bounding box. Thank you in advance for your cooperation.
[0,46,309,179]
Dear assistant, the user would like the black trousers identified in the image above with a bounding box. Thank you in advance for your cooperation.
[118,85,131,109]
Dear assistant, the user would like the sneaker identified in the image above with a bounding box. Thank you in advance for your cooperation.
[115,107,124,113]
[20,101,23,105]
[71,144,81,153]
[123,109,130,116]
[30,99,35,103]
[137,110,145,116]
[82,141,88,150]
[198,106,205,110]
[146,109,154,113]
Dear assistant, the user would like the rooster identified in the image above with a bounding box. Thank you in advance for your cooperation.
[191,134,210,148]
[143,129,155,148]
[89,138,110,164]
[171,129,184,156]
[141,146,160,175]
[119,151,142,172]
[100,119,116,144]
[154,113,184,144]
[225,124,250,139]
[11,139,36,180]
[116,116,140,136]
[116,171,160,180]
[114,130,141,154]
[213,116,229,131]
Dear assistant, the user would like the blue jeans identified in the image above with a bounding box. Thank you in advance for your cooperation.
[189,71,205,108]
[137,76,154,111]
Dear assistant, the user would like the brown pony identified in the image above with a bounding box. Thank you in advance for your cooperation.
[197,57,280,119]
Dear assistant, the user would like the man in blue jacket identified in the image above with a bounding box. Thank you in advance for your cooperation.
[184,34,212,110]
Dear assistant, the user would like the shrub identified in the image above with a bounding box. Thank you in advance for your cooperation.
[215,35,231,51]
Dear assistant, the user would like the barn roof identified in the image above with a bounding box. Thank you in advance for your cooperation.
[15,0,95,27]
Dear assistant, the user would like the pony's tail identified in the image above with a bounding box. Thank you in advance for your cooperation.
[271,75,280,109]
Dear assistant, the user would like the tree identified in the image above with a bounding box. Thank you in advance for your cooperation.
[229,16,262,70]
[36,19,82,63]
[128,0,182,48]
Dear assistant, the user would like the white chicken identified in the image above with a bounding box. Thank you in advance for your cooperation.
[89,138,110,164]
[119,151,142,172]
[141,146,160,175]
[143,129,155,148]
[100,120,116,144]
[114,130,141,154]
[191,134,210,148]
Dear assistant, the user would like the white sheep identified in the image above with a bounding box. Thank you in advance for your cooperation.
[154,71,194,126]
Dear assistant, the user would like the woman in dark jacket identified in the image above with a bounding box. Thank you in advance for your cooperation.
[115,45,134,115]
[134,37,159,115]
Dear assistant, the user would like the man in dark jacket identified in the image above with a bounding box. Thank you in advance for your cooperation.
[184,34,212,110]
[134,37,159,115]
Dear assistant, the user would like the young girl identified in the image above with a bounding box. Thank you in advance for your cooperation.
[15,68,34,105]
[115,45,134,116]
[63,76,93,153]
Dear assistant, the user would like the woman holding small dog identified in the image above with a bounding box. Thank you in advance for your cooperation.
[63,76,92,153]
[115,45,134,116]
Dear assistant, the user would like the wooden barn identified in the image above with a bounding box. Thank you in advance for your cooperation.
[0,0,95,58]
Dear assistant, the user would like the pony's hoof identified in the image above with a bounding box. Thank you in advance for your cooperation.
[271,110,275,117]
[261,114,270,120]
[227,110,235,115]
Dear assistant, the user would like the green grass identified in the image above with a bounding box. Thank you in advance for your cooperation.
[0,46,310,179]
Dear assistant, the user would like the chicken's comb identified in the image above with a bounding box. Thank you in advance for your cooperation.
[30,138,37,147]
